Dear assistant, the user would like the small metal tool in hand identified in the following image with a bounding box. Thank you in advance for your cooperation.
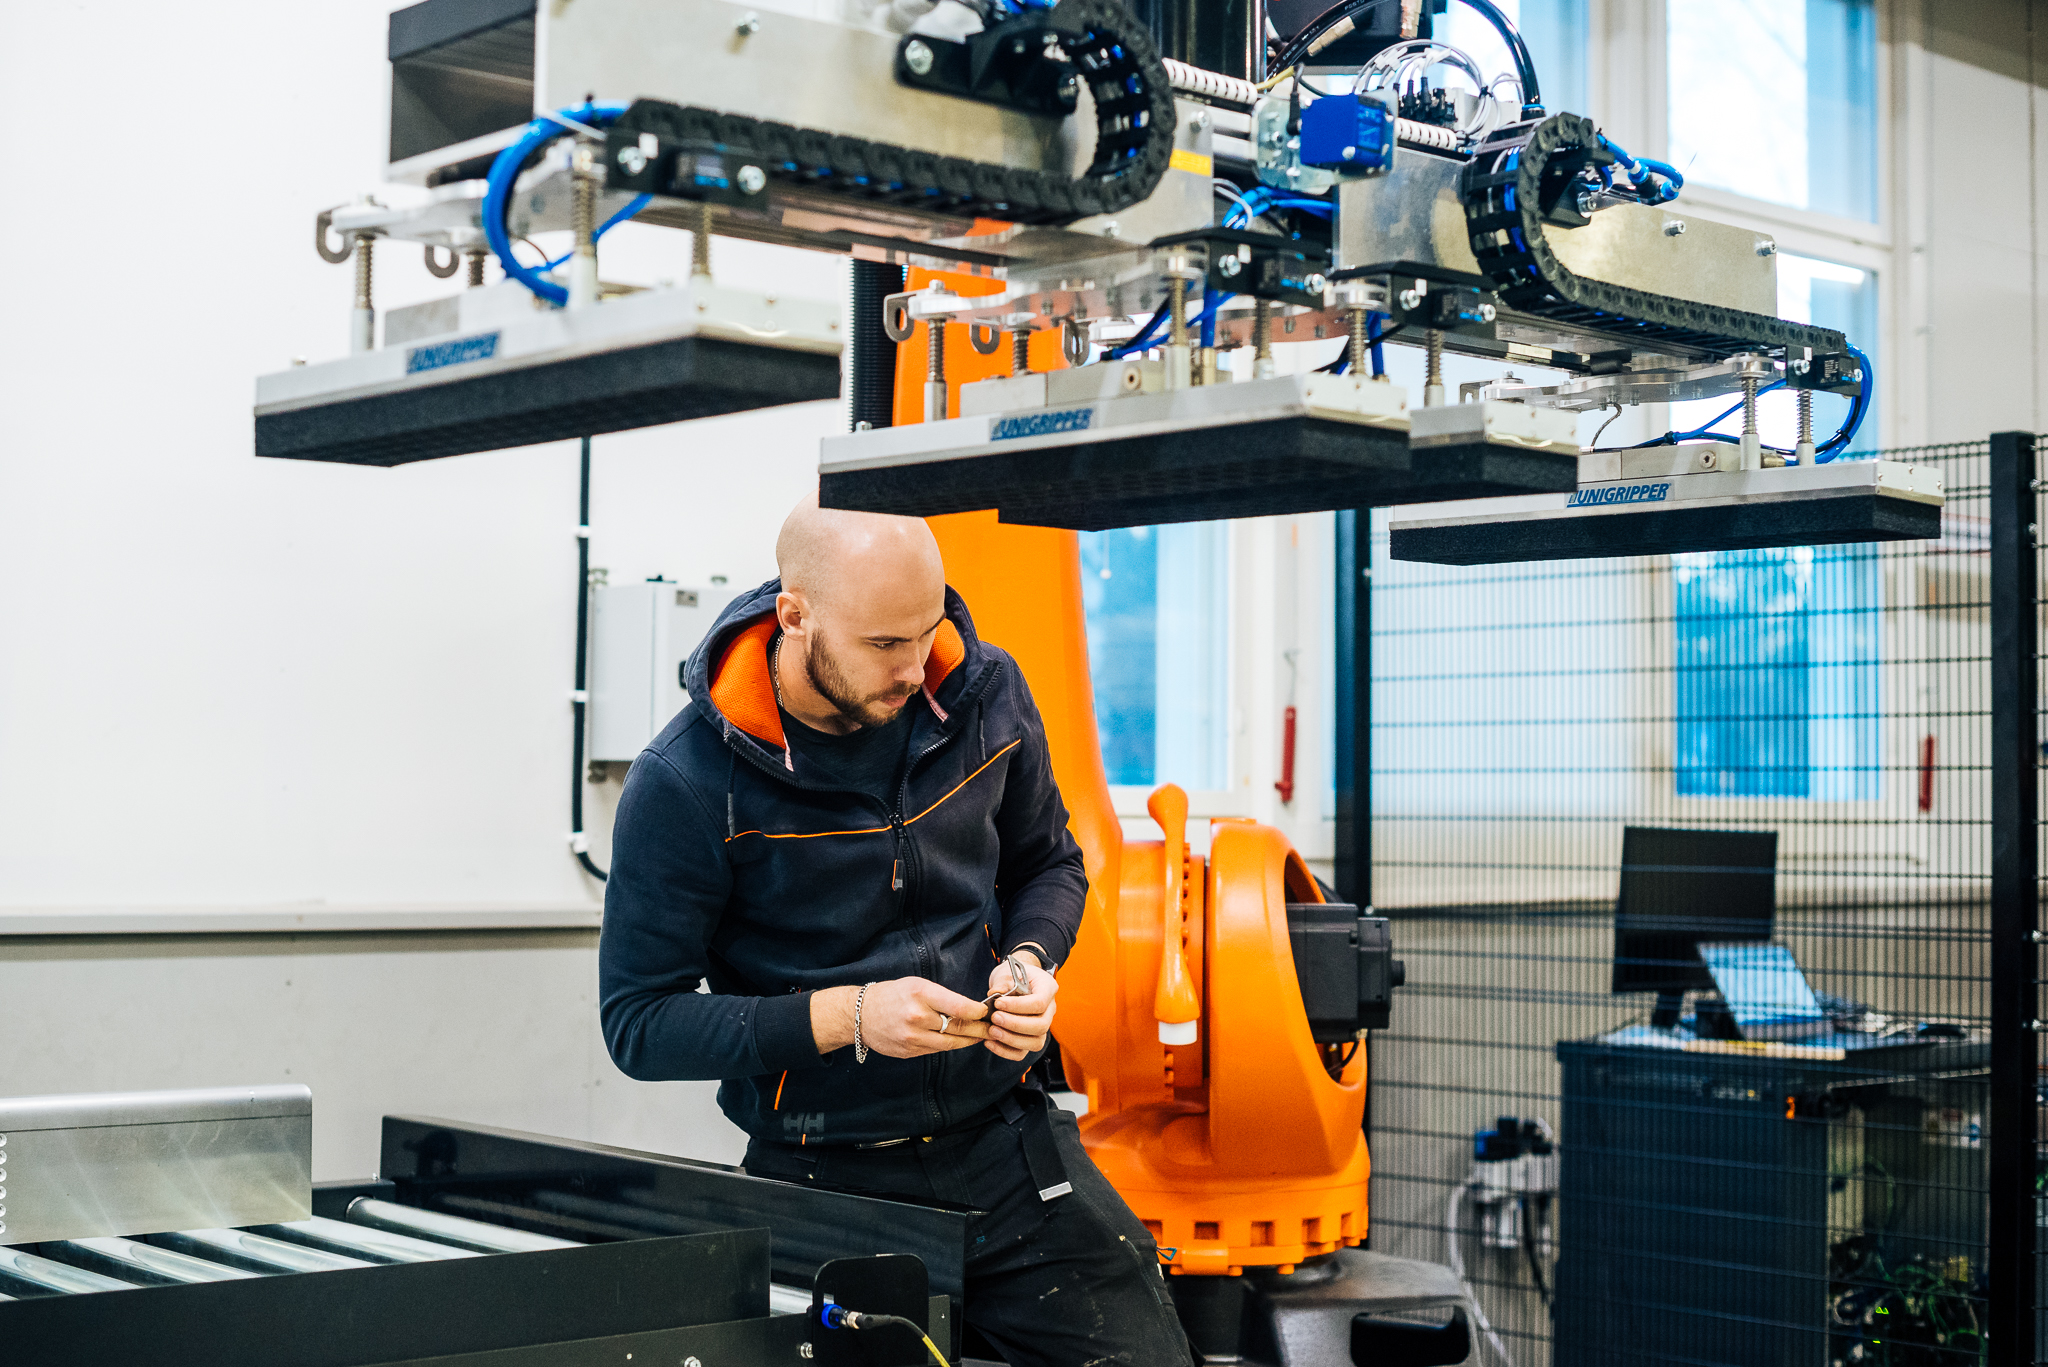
[981,953,1031,1014]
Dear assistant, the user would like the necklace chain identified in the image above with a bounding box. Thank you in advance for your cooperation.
[769,631,786,712]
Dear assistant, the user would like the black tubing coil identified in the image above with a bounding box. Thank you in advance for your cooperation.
[1459,114,1848,360]
[611,0,1176,226]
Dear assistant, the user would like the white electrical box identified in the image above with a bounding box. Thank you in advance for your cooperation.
[589,582,738,763]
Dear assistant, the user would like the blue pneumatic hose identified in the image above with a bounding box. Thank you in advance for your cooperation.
[485,102,633,306]
[1814,345,1874,462]
[1598,135,1683,204]
[537,194,654,270]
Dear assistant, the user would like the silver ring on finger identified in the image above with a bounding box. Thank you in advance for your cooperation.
[936,1014,951,1035]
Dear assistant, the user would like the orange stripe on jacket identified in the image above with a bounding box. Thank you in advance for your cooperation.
[726,740,1022,844]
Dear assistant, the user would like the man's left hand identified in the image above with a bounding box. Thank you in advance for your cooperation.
[981,957,1058,1063]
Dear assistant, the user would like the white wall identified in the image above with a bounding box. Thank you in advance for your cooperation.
[0,0,848,1170]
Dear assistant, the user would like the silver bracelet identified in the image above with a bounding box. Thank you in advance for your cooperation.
[853,982,873,1064]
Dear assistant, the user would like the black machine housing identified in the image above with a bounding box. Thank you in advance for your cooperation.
[1288,901,1406,1039]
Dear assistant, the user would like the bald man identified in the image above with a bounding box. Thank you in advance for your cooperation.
[600,498,1192,1367]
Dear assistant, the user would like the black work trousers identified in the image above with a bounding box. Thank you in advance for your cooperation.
[743,1102,1194,1367]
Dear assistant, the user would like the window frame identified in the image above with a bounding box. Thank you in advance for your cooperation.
[1593,0,1897,449]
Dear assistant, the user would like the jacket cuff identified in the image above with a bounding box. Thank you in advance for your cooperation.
[1002,919,1074,971]
[752,991,823,1072]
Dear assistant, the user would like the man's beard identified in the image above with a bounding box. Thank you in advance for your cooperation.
[803,633,916,729]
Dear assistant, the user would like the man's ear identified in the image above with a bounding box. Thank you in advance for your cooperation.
[775,589,806,636]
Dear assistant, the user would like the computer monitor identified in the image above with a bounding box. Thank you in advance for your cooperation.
[1612,825,1777,1026]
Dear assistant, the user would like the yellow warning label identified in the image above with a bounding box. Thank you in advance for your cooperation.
[1169,147,1214,178]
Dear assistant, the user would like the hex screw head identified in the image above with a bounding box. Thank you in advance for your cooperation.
[1219,255,1242,277]
[735,12,761,35]
[1662,219,1687,237]
[904,39,935,75]
[737,165,767,194]
[617,146,648,175]
[1755,237,1778,256]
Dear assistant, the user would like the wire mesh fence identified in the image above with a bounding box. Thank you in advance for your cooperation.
[1358,439,2020,1367]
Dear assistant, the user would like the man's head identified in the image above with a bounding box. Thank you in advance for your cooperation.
[774,494,947,731]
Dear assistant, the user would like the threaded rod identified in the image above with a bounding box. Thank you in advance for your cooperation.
[1012,329,1030,377]
[353,235,374,311]
[693,204,713,278]
[1425,329,1444,391]
[1348,309,1369,373]
[572,175,597,259]
[465,247,487,288]
[1167,278,1189,349]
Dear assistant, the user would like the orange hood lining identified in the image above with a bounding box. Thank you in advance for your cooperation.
[709,611,970,752]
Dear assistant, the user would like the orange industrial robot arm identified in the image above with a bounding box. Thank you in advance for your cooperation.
[904,265,1373,1280]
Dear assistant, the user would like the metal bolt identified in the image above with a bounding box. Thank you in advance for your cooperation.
[1188,110,1211,133]
[904,39,934,75]
[1099,219,1120,238]
[1479,303,1497,322]
[1219,255,1242,277]
[800,1345,815,1360]
[1755,237,1778,257]
[855,420,873,432]
[1662,219,1687,237]
[618,145,648,175]
[737,165,766,194]
[685,1358,703,1367]
[1304,273,1328,295]
[735,12,760,35]
[1398,288,1421,311]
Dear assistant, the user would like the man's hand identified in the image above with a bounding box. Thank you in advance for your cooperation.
[812,979,993,1058]
[981,958,1058,1063]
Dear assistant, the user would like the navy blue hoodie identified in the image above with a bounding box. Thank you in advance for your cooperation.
[598,578,1088,1146]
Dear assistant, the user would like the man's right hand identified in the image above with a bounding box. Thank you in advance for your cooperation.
[812,978,993,1058]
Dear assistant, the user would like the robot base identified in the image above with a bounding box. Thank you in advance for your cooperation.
[1171,1250,1477,1367]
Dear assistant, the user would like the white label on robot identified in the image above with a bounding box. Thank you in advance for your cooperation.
[405,332,502,375]
[991,408,1094,441]
[1567,482,1671,508]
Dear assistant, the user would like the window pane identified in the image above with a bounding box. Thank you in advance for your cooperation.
[1080,523,1231,790]
[1667,0,1877,220]
[1442,0,1588,117]
[1673,545,1880,800]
